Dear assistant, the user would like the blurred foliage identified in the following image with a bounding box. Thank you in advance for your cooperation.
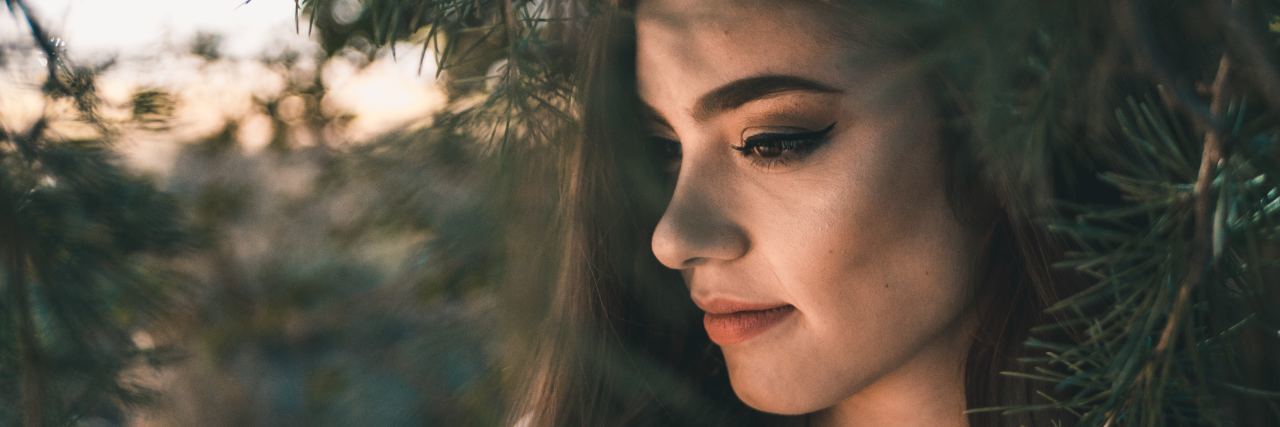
[1,0,1279,426]
[2,0,517,425]
[141,49,510,424]
[1,1,185,425]
[295,0,579,149]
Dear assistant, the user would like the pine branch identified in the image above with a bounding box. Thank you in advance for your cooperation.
[1,2,187,424]
[9,0,62,94]
[7,0,110,137]
[1153,52,1232,359]
[1122,50,1232,427]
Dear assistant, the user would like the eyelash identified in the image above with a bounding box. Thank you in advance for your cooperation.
[731,122,837,169]
[649,122,837,171]
[651,136,683,174]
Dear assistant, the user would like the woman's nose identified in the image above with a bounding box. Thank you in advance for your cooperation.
[651,167,750,270]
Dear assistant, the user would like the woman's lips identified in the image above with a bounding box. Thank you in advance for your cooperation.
[702,304,797,346]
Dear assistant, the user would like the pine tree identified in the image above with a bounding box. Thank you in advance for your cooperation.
[1,1,185,425]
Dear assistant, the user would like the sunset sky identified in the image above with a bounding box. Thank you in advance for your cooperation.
[8,0,310,58]
[2,0,446,172]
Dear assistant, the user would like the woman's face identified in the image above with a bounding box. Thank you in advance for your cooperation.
[637,0,982,415]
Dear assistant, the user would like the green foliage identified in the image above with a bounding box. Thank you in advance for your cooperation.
[5,0,524,422]
[294,0,580,149]
[971,94,1280,425]
[955,1,1280,424]
[1,3,187,424]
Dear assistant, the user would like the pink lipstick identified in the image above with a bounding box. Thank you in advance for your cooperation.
[699,301,797,345]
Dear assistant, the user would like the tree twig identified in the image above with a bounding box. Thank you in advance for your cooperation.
[1116,2,1236,421]
[11,0,64,93]
[1219,0,1280,109]
[1152,50,1231,359]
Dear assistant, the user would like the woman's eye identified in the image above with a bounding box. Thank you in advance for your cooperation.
[743,143,788,159]
[648,135,682,174]
[648,136,681,160]
[652,136,682,159]
[732,122,837,167]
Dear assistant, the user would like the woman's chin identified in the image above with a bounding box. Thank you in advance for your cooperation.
[725,361,835,416]
[730,379,825,416]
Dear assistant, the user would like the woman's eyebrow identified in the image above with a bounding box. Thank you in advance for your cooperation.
[692,74,842,122]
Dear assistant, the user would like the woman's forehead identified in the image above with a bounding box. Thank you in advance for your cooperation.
[634,0,870,117]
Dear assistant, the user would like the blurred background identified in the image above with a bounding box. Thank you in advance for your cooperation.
[1,0,546,425]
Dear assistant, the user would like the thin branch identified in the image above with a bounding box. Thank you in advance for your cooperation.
[501,0,520,150]
[1218,0,1280,109]
[11,0,64,93]
[1111,4,1239,422]
[1153,52,1231,358]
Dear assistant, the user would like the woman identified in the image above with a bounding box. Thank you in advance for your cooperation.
[513,1,1082,425]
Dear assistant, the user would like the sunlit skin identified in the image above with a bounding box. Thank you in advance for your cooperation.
[637,1,983,426]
